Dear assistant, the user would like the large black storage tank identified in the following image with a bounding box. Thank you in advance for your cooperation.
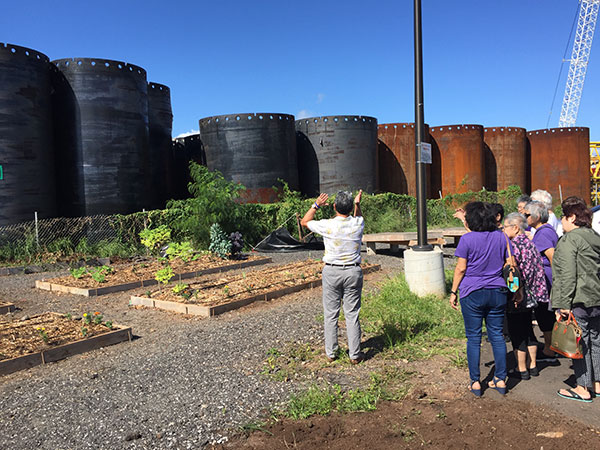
[51,57,150,216]
[199,113,298,203]
[295,115,378,197]
[148,82,173,209]
[171,134,205,201]
[0,43,57,225]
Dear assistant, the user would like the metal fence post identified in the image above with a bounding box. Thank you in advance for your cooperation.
[34,211,40,249]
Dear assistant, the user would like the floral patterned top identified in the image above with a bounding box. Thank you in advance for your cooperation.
[510,233,549,310]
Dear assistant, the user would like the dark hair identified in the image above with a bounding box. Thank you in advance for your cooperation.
[516,194,531,205]
[561,196,592,228]
[490,203,504,222]
[465,202,498,232]
[334,191,354,215]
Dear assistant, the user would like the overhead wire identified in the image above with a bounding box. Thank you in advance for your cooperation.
[546,1,581,129]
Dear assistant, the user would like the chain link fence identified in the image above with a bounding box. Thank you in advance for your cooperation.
[0,213,153,262]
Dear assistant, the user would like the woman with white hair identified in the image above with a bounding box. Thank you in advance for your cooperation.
[531,189,562,236]
[503,212,549,379]
[523,200,559,360]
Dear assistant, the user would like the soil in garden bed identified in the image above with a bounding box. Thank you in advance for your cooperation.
[44,254,267,288]
[0,313,118,361]
[141,260,378,308]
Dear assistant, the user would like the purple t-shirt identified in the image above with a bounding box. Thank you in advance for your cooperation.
[532,223,558,288]
[455,230,511,298]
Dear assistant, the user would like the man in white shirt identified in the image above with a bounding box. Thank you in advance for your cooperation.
[300,190,365,364]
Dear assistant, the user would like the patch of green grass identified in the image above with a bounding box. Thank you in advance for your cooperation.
[283,367,413,420]
[360,272,464,360]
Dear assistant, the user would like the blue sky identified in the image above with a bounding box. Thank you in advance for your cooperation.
[2,0,598,140]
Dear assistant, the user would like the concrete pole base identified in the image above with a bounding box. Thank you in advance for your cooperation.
[404,247,446,297]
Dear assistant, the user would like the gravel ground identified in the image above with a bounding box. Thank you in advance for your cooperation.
[0,247,416,449]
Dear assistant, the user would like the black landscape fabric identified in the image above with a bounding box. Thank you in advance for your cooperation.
[255,228,324,252]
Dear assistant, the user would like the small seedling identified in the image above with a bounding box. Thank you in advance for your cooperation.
[81,327,88,337]
[104,320,113,330]
[36,327,48,343]
[83,313,92,325]
[93,312,103,325]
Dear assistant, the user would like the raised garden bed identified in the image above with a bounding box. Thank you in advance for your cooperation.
[35,254,271,297]
[0,312,132,376]
[130,260,381,317]
[0,302,15,314]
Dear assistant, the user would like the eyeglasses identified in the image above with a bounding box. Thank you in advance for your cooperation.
[523,213,531,218]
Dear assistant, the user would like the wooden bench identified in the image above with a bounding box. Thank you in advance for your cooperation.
[362,231,446,255]
[361,227,469,255]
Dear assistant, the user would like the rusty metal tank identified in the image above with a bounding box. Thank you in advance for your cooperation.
[148,82,173,209]
[51,57,150,216]
[200,113,298,203]
[295,115,378,197]
[0,43,57,225]
[483,127,527,192]
[429,124,485,196]
[527,127,590,203]
[378,123,431,197]
[171,134,205,200]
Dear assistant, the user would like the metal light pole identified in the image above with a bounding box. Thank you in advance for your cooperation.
[413,0,432,251]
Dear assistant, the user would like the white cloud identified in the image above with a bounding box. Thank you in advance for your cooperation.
[175,129,199,138]
[296,109,315,119]
[316,93,325,104]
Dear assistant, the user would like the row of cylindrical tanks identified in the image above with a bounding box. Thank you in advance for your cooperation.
[197,114,590,206]
[0,43,176,226]
[0,42,592,226]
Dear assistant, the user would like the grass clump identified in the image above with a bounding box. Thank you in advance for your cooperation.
[360,272,464,360]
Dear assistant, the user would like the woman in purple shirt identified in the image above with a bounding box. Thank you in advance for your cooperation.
[450,202,513,397]
[524,200,559,360]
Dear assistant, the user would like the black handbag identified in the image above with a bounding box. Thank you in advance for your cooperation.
[503,234,525,308]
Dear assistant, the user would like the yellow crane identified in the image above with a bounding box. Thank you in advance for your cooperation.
[592,142,600,204]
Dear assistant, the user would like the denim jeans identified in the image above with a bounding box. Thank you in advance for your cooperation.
[460,288,508,382]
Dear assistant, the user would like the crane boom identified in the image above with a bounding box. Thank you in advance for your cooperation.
[559,0,600,127]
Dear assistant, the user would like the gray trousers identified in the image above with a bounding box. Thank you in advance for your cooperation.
[572,312,600,387]
[321,265,363,359]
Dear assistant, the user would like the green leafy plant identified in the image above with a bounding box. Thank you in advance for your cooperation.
[93,312,103,325]
[70,267,87,279]
[90,265,112,283]
[83,313,92,325]
[63,313,72,320]
[209,223,231,259]
[222,284,231,297]
[104,320,113,330]
[81,327,88,337]
[139,225,172,256]
[165,241,195,262]
[172,283,189,295]
[155,266,174,286]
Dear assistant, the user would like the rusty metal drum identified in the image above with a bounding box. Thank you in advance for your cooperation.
[483,127,527,192]
[429,124,485,196]
[527,127,590,203]
[295,115,378,197]
[378,123,431,197]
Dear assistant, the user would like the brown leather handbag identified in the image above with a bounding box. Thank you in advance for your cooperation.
[550,312,584,359]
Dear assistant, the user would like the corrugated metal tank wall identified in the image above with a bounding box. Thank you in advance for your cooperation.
[483,127,527,192]
[0,43,57,225]
[171,134,205,201]
[295,115,378,197]
[51,57,150,216]
[378,123,431,197]
[200,113,298,203]
[148,82,173,209]
[429,124,485,196]
[527,127,590,203]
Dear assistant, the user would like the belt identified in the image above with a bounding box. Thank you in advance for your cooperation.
[324,263,360,267]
